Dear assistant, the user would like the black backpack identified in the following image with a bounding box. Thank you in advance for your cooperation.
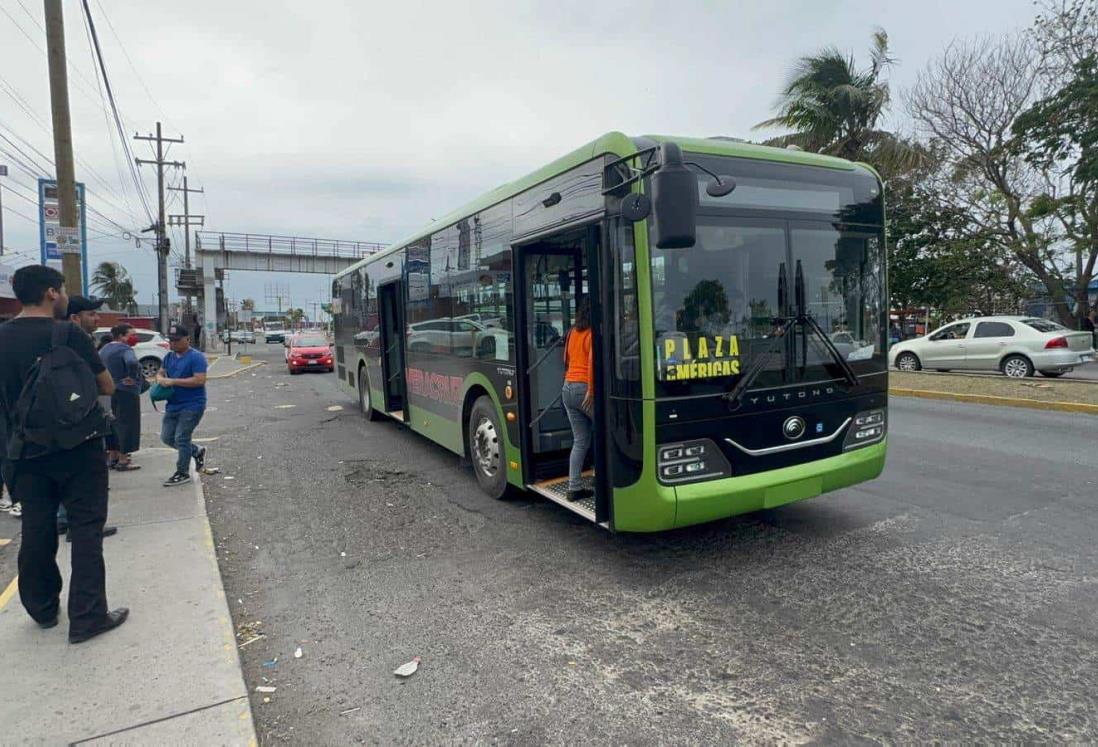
[6,322,110,459]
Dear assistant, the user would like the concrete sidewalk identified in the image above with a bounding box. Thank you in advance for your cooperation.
[0,448,256,745]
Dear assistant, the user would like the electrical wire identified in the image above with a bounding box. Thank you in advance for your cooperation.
[79,0,155,225]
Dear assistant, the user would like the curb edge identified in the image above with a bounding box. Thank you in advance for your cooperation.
[890,387,1098,415]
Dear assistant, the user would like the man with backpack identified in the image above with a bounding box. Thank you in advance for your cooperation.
[0,265,129,644]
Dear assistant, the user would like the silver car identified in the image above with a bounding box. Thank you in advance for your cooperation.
[889,316,1096,378]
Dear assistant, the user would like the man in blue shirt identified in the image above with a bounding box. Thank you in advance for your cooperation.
[157,325,208,486]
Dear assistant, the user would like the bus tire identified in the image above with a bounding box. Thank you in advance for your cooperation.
[358,365,382,421]
[468,396,508,499]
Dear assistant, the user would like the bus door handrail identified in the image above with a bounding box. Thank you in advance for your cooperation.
[526,335,564,376]
[528,393,563,430]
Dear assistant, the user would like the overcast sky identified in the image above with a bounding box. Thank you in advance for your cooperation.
[1,0,1036,315]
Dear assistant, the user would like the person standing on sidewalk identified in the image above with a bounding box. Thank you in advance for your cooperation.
[157,325,208,486]
[66,295,103,337]
[100,324,143,471]
[62,297,119,540]
[0,265,129,643]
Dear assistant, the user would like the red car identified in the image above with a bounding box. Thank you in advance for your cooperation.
[287,334,334,374]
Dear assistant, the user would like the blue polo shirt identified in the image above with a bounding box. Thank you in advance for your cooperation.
[163,348,208,412]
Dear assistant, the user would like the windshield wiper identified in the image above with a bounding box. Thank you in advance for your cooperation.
[723,260,858,410]
[791,260,859,387]
[722,262,794,409]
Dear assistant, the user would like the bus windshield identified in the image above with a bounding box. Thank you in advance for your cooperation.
[651,213,885,398]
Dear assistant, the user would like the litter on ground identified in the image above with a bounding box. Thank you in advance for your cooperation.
[394,656,421,678]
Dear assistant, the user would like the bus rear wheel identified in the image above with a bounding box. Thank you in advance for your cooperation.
[358,366,382,421]
[468,396,508,499]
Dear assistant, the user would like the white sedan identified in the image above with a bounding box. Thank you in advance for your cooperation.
[889,316,1096,378]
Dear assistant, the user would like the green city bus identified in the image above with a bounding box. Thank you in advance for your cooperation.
[331,132,887,532]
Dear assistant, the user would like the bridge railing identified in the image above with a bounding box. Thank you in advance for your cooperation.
[195,231,386,260]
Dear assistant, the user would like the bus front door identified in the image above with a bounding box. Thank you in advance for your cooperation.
[377,281,407,420]
[516,228,609,525]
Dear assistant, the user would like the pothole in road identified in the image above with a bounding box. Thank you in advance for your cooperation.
[343,461,409,485]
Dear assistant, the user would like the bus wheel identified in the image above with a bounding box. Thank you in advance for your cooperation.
[468,396,508,499]
[358,366,381,421]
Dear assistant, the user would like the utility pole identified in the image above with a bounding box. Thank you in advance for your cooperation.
[167,175,204,311]
[135,122,184,333]
[43,0,82,293]
[264,282,289,325]
[0,164,7,255]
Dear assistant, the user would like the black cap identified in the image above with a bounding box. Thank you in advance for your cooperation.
[167,324,191,341]
[66,295,104,317]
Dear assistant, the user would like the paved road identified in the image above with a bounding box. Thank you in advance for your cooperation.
[200,345,1098,743]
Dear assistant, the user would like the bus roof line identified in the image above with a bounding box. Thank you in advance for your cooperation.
[336,131,861,279]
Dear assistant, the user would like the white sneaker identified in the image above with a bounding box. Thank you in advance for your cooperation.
[9,503,21,518]
[0,494,12,512]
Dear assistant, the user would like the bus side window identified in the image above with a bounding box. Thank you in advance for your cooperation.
[612,219,641,393]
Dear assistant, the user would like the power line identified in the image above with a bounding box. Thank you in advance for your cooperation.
[0,82,146,231]
[78,2,141,228]
[80,0,155,225]
[0,129,143,229]
[92,0,172,129]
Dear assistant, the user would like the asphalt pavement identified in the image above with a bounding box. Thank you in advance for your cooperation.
[198,344,1098,743]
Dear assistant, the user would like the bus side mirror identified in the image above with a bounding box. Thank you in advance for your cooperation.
[651,142,698,249]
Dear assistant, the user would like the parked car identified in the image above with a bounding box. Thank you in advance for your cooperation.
[93,327,170,379]
[286,334,333,374]
[888,316,1096,378]
[221,329,256,344]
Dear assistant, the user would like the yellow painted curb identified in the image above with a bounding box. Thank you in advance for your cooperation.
[207,361,267,380]
[891,387,1098,416]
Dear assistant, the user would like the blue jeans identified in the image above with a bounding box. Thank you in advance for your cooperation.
[561,382,592,491]
[160,408,204,475]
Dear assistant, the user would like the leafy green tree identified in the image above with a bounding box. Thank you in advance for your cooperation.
[1012,53,1098,323]
[754,29,922,176]
[90,261,137,313]
[909,2,1097,327]
[888,170,1032,322]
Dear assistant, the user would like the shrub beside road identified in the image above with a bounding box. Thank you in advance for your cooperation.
[891,371,1098,411]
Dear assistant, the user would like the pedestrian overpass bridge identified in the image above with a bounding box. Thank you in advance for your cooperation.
[184,231,386,349]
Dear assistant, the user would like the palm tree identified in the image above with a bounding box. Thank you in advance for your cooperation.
[753,29,922,174]
[90,261,137,312]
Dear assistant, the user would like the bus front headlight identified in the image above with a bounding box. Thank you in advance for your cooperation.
[657,439,731,485]
[843,410,886,451]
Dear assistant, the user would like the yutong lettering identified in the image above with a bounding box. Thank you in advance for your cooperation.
[405,367,463,407]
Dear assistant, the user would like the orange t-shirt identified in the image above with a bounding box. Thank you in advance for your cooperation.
[564,327,593,391]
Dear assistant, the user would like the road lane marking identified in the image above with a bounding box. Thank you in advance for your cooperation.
[0,575,18,611]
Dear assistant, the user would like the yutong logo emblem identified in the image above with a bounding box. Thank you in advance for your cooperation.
[783,416,807,440]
